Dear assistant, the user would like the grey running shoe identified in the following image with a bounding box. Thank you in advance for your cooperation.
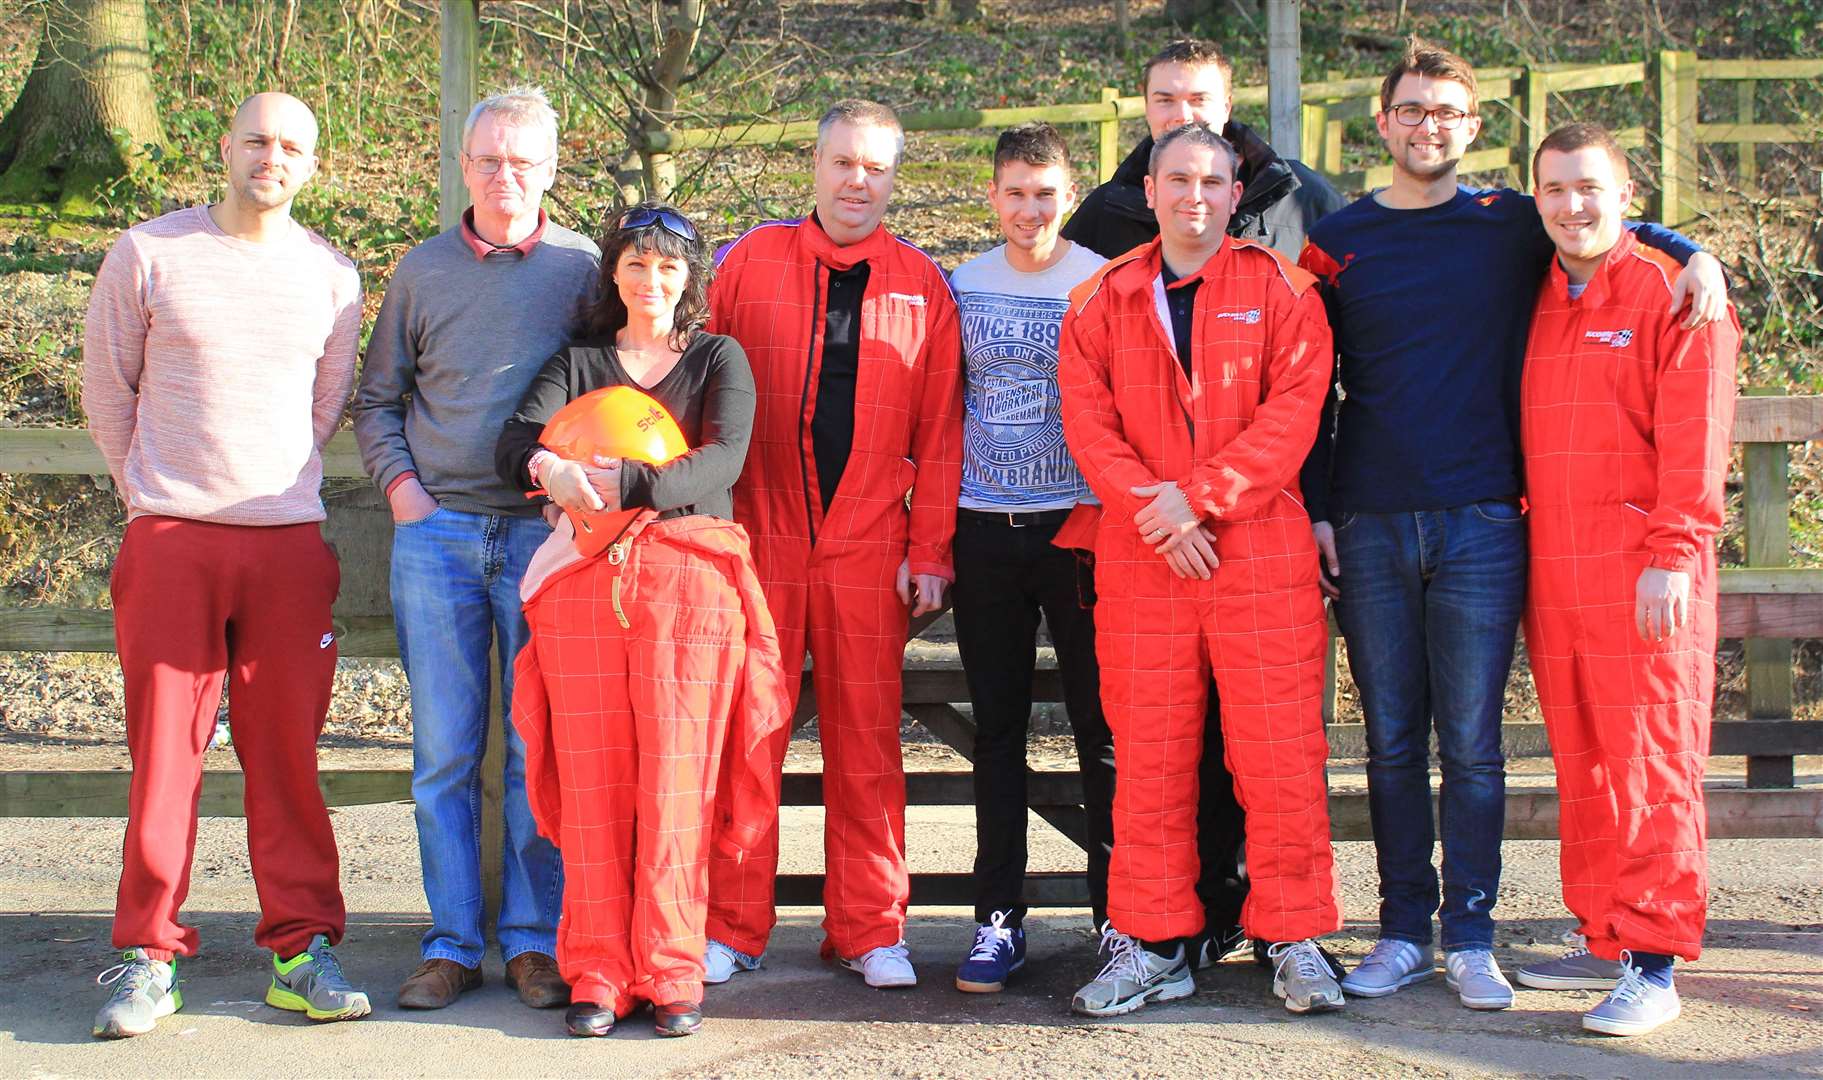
[1583,956,1680,1036]
[703,939,762,985]
[1341,938,1433,997]
[93,948,180,1039]
[1514,931,1623,991]
[1070,925,1194,1017]
[1445,948,1514,1010]
[1270,940,1345,1014]
[266,934,371,1022]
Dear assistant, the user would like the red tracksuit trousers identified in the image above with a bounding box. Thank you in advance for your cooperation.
[110,516,346,961]
[706,547,911,961]
[522,520,757,1010]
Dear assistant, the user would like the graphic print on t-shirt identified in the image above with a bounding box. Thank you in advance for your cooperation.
[957,289,1091,509]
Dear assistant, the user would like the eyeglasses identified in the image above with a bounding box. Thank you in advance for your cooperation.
[618,207,698,242]
[465,154,552,176]
[1388,104,1471,130]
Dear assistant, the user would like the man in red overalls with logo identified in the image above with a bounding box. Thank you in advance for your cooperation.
[705,99,963,989]
[1059,122,1343,1018]
[1515,123,1738,1037]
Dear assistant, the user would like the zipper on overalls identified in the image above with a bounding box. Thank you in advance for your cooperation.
[604,520,638,630]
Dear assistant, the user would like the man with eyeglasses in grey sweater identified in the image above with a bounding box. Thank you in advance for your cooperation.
[353,84,598,1013]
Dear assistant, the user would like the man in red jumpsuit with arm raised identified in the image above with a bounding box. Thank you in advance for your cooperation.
[705,99,963,989]
[1059,121,1343,1017]
[1514,123,1738,1037]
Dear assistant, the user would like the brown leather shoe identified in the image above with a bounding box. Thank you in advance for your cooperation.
[397,958,481,1009]
[505,952,571,1008]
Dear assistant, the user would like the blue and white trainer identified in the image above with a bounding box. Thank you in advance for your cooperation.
[955,910,1026,993]
[1515,931,1623,991]
[703,940,762,985]
[1340,938,1434,997]
[1583,953,1681,1036]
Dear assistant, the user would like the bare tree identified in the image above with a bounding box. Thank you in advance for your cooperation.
[562,0,784,202]
[0,0,166,210]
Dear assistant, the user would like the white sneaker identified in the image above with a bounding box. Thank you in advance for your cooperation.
[1070,925,1194,1017]
[1445,948,1514,1010]
[839,942,917,989]
[1583,954,1681,1036]
[1340,938,1433,998]
[703,940,762,985]
[1270,940,1345,1014]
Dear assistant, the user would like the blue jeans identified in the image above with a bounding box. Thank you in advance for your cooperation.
[1331,500,1525,952]
[391,506,562,965]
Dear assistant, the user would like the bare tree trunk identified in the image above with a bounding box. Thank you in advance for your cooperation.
[0,0,166,211]
[638,0,705,199]
[1114,0,1131,52]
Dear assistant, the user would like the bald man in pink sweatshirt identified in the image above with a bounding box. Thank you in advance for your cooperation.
[81,93,370,1039]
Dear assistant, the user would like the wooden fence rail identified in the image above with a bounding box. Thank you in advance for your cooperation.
[3,393,1819,848]
[639,54,1823,225]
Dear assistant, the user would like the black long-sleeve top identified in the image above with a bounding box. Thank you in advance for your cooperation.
[496,331,756,521]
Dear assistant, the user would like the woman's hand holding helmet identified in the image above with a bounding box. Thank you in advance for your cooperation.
[539,453,622,515]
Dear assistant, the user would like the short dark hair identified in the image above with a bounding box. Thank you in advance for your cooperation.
[1148,122,1238,177]
[817,98,905,163]
[1533,122,1631,182]
[581,200,711,350]
[993,121,1070,178]
[1142,39,1234,101]
[1379,35,1479,115]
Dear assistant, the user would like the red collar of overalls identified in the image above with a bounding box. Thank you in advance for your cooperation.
[1548,228,1639,306]
[798,212,895,271]
[1108,235,1235,298]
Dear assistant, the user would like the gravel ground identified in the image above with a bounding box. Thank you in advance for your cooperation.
[1,789,1820,1078]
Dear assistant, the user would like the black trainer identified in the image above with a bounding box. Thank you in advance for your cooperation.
[654,1001,702,1037]
[565,1001,616,1037]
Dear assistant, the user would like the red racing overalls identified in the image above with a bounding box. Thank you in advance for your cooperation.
[1059,236,1341,945]
[513,515,791,1010]
[706,216,962,959]
[1521,230,1739,962]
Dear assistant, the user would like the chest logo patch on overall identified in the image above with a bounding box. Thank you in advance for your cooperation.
[1584,328,1635,348]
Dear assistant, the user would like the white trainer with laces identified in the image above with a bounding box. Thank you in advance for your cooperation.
[1270,940,1345,1014]
[840,942,917,988]
[1582,953,1681,1036]
[1070,924,1194,1017]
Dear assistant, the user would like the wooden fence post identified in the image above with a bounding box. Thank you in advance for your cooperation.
[1742,388,1796,788]
[1098,87,1120,183]
[1518,64,1547,190]
[1267,0,1302,161]
[438,0,479,232]
[1653,49,1699,226]
[1737,80,1758,189]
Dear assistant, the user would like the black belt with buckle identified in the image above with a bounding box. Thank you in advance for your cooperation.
[957,507,1074,528]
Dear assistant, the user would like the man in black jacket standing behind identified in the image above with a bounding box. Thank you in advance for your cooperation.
[1059,38,1346,971]
[1064,38,1344,261]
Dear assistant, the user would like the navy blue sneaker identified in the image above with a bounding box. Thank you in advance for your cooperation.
[955,910,1025,993]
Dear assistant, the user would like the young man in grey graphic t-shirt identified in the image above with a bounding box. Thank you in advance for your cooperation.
[948,123,1110,995]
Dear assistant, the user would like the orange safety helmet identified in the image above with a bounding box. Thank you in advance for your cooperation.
[538,385,690,557]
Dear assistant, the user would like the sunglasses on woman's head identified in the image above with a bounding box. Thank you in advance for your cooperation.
[619,207,698,242]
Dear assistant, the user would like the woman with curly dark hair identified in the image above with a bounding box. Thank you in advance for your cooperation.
[496,202,790,1040]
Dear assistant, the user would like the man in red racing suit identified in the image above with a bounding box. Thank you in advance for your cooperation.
[704,100,963,988]
[1058,122,1342,1018]
[1514,124,1738,1038]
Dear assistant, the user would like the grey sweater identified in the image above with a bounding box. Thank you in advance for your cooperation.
[353,221,599,516]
